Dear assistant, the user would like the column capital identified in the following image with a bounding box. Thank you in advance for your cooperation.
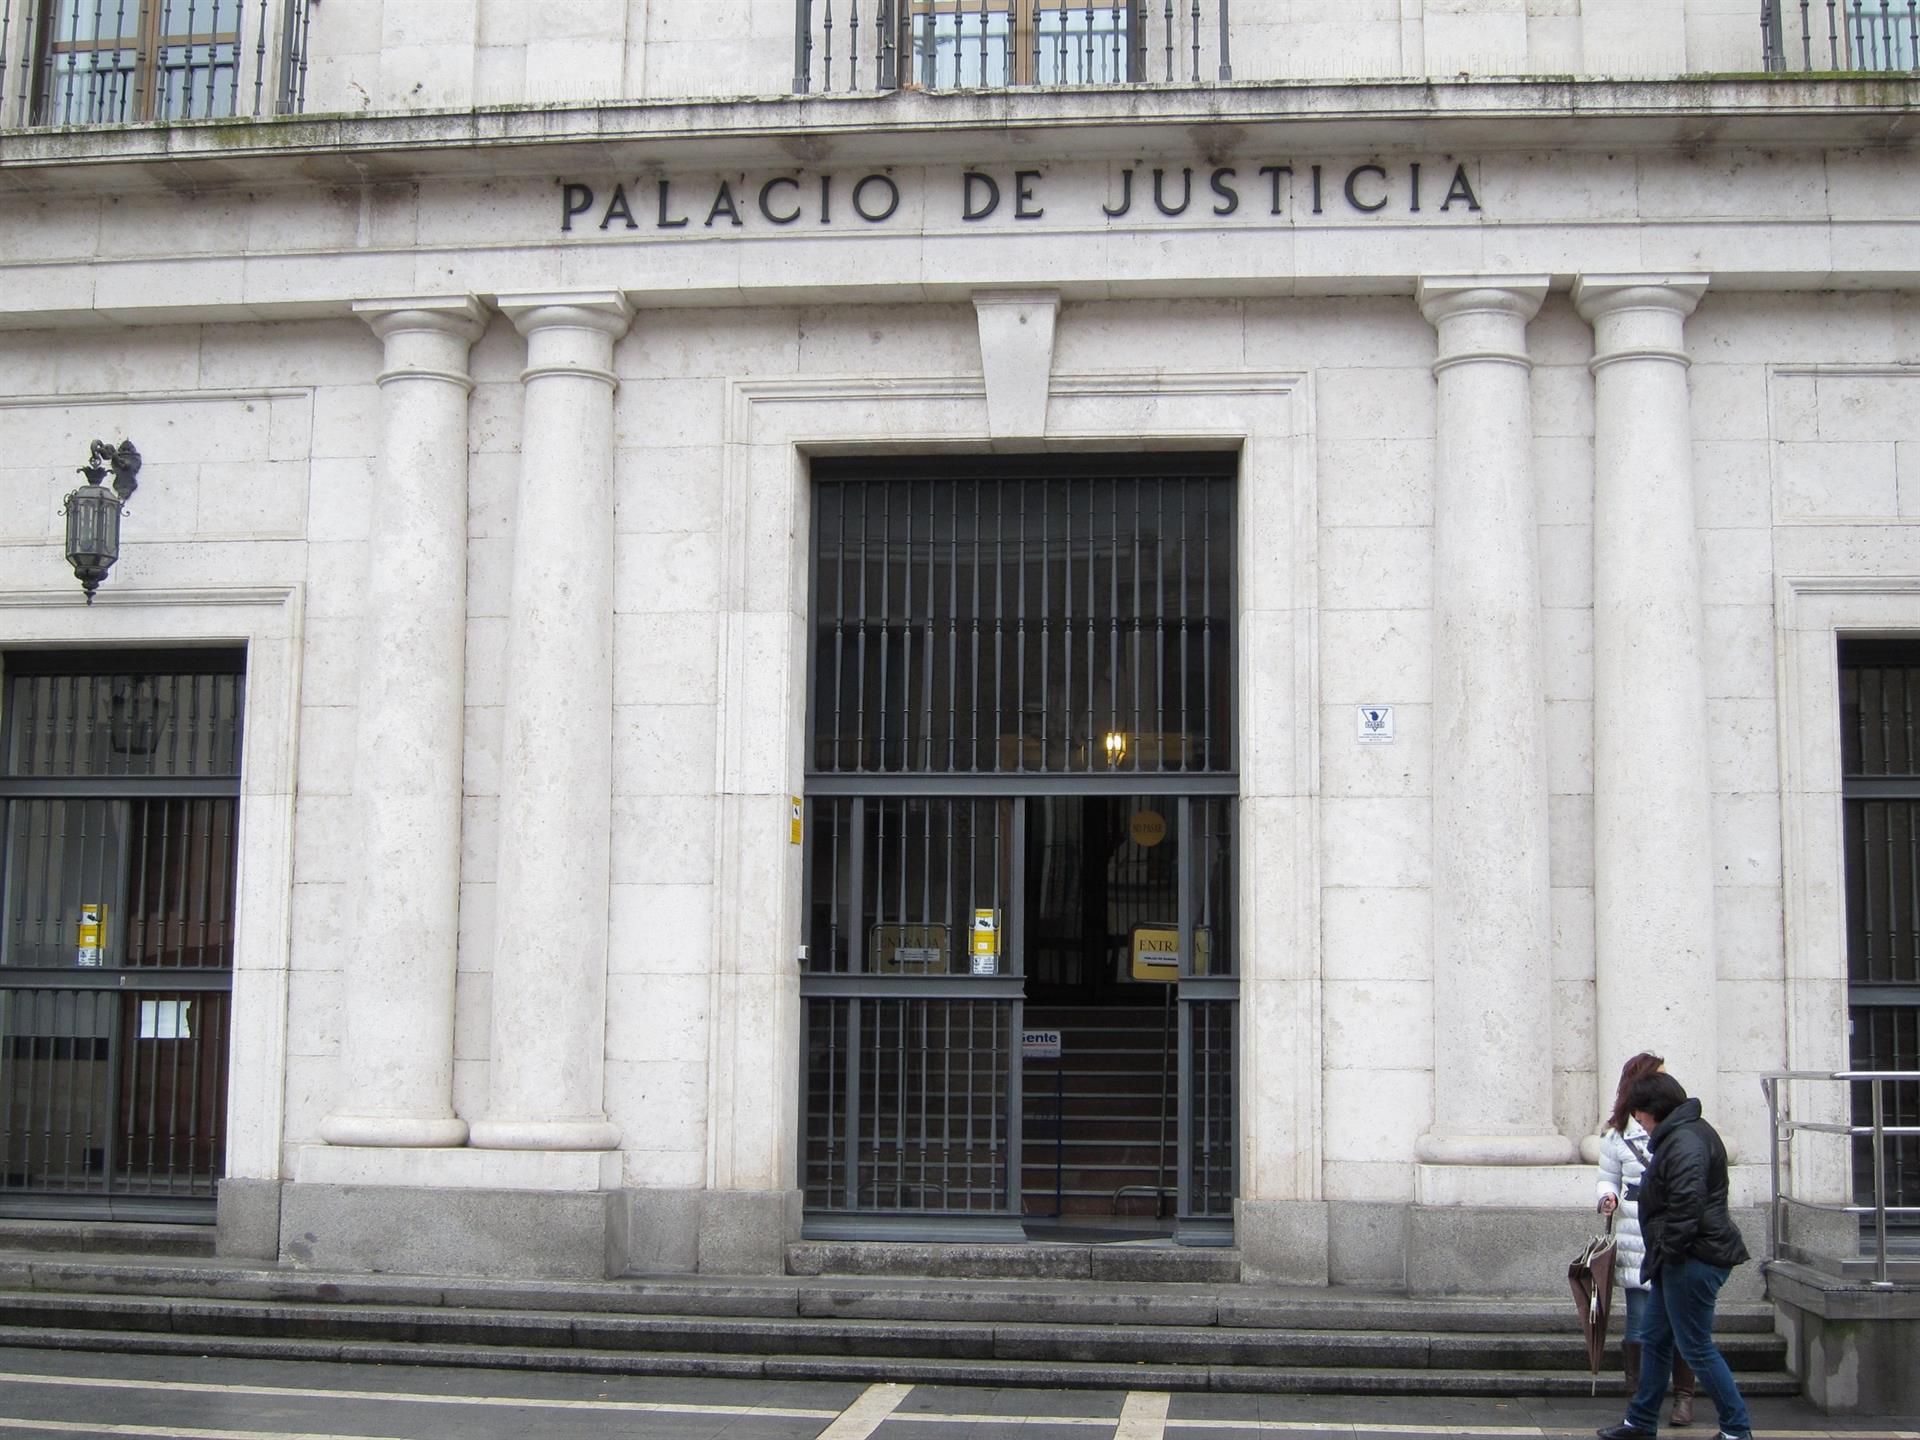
[1418,277,1548,374]
[1416,275,1549,326]
[497,290,634,338]
[1573,274,1709,323]
[352,294,488,343]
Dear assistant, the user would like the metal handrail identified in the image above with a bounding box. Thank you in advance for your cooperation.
[1762,1069,1920,1289]
[1762,1,1920,72]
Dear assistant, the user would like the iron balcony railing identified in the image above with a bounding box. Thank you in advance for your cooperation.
[1762,1070,1920,1288]
[0,0,313,130]
[794,0,1230,94]
[1765,1,1920,70]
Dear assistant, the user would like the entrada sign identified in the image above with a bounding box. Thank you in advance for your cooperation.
[558,161,1482,235]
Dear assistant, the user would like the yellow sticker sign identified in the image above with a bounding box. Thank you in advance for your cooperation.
[971,908,999,975]
[790,796,803,846]
[1132,926,1180,982]
[1130,925,1212,982]
[76,902,105,968]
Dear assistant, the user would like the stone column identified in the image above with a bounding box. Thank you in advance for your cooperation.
[1416,277,1573,1165]
[320,297,486,1149]
[470,292,633,1152]
[1575,275,1718,1117]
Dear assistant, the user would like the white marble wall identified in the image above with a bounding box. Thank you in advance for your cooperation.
[296,0,1780,113]
[0,267,1906,1208]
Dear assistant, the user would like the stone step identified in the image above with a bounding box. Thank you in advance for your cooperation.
[0,1289,1795,1372]
[0,1252,1800,1400]
[9,1323,1806,1399]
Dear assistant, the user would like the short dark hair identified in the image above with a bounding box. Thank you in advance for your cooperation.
[1624,1071,1688,1124]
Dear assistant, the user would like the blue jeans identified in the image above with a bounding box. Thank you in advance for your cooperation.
[1622,1284,1650,1342]
[1628,1257,1752,1436]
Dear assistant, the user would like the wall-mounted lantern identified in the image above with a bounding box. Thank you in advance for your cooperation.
[61,439,141,604]
[1103,729,1129,767]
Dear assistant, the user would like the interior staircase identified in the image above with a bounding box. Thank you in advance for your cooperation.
[1020,1001,1180,1222]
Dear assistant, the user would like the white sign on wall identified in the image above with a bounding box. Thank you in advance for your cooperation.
[1356,705,1395,744]
[1022,1030,1063,1059]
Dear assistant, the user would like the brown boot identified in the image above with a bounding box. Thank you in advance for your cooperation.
[1668,1353,1696,1426]
[1622,1340,1642,1397]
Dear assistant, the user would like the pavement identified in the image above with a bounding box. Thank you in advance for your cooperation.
[0,1345,1913,1440]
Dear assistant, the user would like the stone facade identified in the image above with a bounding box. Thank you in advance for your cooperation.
[0,0,1913,1289]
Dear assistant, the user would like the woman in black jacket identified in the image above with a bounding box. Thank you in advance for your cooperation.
[1596,1072,1754,1440]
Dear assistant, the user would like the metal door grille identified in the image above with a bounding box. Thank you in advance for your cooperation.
[805,995,1012,1212]
[803,458,1237,1235]
[1840,641,1920,1219]
[811,456,1233,779]
[0,650,242,1219]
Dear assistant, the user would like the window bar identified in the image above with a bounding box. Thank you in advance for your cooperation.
[1162,0,1172,78]
[1081,0,1091,81]
[14,0,36,125]
[831,486,848,770]
[252,0,268,111]
[292,0,312,108]
[948,483,961,771]
[1201,482,1214,770]
[977,0,987,87]
[921,483,936,772]
[1108,482,1120,768]
[163,992,185,1186]
[1907,1,1917,72]
[184,994,206,1186]
[196,799,217,965]
[993,480,1006,772]
[846,0,859,90]
[1887,801,1900,985]
[900,483,916,770]
[1032,0,1044,84]
[918,997,932,1206]
[854,487,871,770]
[1038,482,1051,772]
[1827,0,1842,65]
[821,0,834,92]
[876,0,892,89]
[1083,481,1095,773]
[1188,0,1200,79]
[876,483,893,771]
[84,0,106,123]
[157,798,177,968]
[1015,481,1028,772]
[130,799,153,965]
[1177,490,1190,769]
[179,0,198,118]
[1152,481,1167,779]
[34,995,53,1189]
[969,486,983,771]
[1062,479,1075,771]
[1131,478,1143,771]
[1111,0,1122,82]
[1003,0,1014,86]
[1216,0,1230,78]
[892,994,908,1205]
[0,0,12,123]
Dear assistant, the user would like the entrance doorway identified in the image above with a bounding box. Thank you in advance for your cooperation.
[798,455,1236,1243]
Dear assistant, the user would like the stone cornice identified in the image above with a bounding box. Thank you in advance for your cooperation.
[2,76,1918,194]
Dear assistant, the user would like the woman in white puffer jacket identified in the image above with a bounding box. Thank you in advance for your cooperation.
[1596,1052,1697,1426]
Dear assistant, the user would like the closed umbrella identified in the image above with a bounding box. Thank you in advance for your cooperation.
[1567,1214,1618,1393]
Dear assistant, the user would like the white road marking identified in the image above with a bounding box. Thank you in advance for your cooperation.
[814,1380,913,1439]
[0,1421,383,1439]
[0,1368,838,1420]
[1116,1390,1172,1440]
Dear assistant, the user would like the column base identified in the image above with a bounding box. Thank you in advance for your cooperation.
[469,1116,621,1151]
[1416,1131,1576,1165]
[319,1114,469,1148]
